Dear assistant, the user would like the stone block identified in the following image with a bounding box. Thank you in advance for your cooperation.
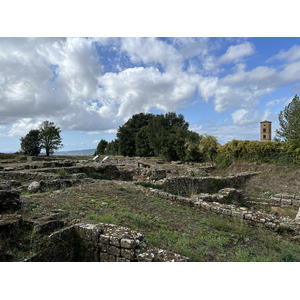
[100,235,110,245]
[136,251,155,262]
[270,197,281,206]
[292,200,300,207]
[107,245,121,256]
[100,243,107,253]
[110,236,120,247]
[28,181,41,193]
[100,252,109,262]
[265,222,277,229]
[231,210,244,218]
[120,238,136,249]
[108,255,116,262]
[244,213,253,220]
[200,201,211,211]
[281,199,292,206]
[121,248,135,260]
[116,257,130,262]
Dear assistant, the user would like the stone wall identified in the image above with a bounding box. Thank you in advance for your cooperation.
[147,188,300,234]
[163,172,258,197]
[43,223,189,262]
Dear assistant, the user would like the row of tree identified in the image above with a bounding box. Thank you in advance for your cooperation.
[20,121,63,156]
[95,94,300,164]
[95,112,202,161]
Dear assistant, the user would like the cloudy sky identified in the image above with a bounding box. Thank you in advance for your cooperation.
[1,37,300,152]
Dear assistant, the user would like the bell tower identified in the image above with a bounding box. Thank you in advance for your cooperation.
[260,120,272,141]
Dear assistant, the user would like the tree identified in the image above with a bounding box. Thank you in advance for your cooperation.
[276,94,300,145]
[117,113,154,156]
[39,121,63,156]
[107,139,120,155]
[20,129,41,156]
[96,139,108,155]
[147,112,190,160]
[135,126,154,157]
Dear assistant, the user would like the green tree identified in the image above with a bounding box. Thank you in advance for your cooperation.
[135,126,154,157]
[20,129,41,156]
[117,113,154,156]
[147,112,190,160]
[276,94,300,145]
[107,139,120,155]
[39,121,63,156]
[96,139,108,155]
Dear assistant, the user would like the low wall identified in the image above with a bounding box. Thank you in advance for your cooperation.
[41,223,188,262]
[147,188,300,234]
[163,172,258,197]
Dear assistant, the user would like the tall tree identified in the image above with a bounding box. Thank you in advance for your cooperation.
[96,139,108,155]
[39,121,63,156]
[147,112,190,160]
[117,113,154,156]
[276,94,300,145]
[20,129,41,156]
[135,126,154,157]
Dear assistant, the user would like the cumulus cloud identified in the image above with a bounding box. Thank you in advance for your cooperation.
[98,66,200,121]
[1,37,300,143]
[219,42,255,64]
[121,37,183,72]
[8,118,43,137]
[267,45,300,62]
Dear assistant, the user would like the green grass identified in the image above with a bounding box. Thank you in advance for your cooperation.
[135,181,163,189]
[15,178,300,262]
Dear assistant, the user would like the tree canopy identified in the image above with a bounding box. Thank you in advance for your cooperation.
[20,129,41,156]
[95,139,108,155]
[276,94,300,145]
[39,121,63,156]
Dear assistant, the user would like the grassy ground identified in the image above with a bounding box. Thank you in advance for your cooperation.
[20,178,300,262]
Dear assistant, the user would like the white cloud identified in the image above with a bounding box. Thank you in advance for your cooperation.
[8,118,42,137]
[121,37,183,72]
[1,37,299,148]
[219,42,255,64]
[268,45,300,62]
[98,66,200,121]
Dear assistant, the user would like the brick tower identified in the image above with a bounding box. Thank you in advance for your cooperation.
[260,120,272,141]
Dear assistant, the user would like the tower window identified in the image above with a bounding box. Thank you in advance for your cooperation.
[263,135,266,139]
[263,128,266,133]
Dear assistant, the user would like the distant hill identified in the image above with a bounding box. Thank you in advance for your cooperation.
[54,149,96,156]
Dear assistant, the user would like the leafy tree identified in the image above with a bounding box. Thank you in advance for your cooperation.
[96,139,108,155]
[117,113,154,156]
[20,129,41,156]
[276,94,300,145]
[39,121,63,156]
[147,112,190,160]
[198,134,220,161]
[106,139,120,155]
[135,126,154,157]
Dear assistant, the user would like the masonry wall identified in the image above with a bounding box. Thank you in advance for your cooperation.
[44,223,189,262]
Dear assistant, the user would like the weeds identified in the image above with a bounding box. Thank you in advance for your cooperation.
[135,181,163,189]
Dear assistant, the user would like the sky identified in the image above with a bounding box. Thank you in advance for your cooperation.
[1,36,300,152]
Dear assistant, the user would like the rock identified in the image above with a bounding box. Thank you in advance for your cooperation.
[295,207,300,221]
[28,181,41,193]
[0,190,21,212]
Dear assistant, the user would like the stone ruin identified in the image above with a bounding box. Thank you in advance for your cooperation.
[1,154,300,261]
[36,222,189,262]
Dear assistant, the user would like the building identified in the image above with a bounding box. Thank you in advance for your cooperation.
[260,120,272,141]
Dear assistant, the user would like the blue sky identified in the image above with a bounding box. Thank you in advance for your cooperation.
[1,37,300,152]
